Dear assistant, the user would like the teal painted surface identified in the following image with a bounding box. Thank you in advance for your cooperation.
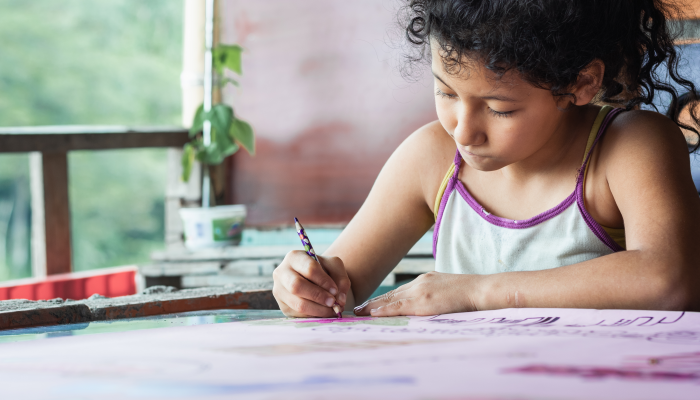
[0,310,285,345]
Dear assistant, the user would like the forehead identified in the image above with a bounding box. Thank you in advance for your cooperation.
[429,38,525,90]
[431,54,525,97]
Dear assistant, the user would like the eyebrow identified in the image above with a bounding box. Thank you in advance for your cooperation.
[431,70,519,102]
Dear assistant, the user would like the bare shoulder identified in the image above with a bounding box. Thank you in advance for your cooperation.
[598,109,690,174]
[390,120,456,211]
[603,109,687,156]
[594,109,699,225]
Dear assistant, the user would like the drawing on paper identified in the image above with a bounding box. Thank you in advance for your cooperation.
[506,351,700,382]
[2,308,700,400]
[505,364,700,382]
[217,338,474,356]
[246,316,410,328]
[625,351,700,370]
[56,375,415,397]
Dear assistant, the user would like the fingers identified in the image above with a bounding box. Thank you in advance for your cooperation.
[317,255,351,308]
[353,280,415,316]
[273,284,339,318]
[272,250,346,318]
[273,263,337,308]
[370,297,416,317]
[287,251,339,296]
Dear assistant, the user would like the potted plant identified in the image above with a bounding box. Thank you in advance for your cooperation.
[179,43,255,250]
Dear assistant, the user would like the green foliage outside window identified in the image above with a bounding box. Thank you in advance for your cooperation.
[0,0,183,279]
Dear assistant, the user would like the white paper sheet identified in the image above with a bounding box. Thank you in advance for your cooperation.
[1,308,699,399]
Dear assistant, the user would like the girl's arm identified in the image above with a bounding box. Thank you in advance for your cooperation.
[357,111,700,316]
[272,122,454,316]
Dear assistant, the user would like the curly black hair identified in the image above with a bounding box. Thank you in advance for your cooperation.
[401,0,700,151]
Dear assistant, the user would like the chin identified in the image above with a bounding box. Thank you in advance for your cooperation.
[463,158,506,172]
[459,151,506,171]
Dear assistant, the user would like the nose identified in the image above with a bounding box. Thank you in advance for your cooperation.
[452,105,486,147]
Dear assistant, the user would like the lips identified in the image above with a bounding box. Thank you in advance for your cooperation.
[462,149,485,158]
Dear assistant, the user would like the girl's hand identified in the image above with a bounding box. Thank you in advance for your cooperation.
[272,251,351,318]
[353,272,483,317]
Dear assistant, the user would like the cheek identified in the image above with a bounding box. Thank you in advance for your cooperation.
[435,101,457,133]
[488,119,544,157]
[502,110,554,147]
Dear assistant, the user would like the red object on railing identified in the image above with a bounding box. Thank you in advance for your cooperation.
[0,266,138,301]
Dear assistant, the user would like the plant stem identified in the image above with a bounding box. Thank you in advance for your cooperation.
[201,0,215,208]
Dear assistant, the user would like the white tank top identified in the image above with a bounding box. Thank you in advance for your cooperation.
[433,106,625,274]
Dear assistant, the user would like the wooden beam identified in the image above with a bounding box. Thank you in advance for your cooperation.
[0,304,91,331]
[42,152,72,275]
[0,287,278,331]
[0,126,189,153]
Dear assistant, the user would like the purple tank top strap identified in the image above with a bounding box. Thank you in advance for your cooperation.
[433,150,464,257]
[574,107,625,252]
[453,150,463,178]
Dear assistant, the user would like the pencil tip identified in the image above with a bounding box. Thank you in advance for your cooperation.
[294,217,299,223]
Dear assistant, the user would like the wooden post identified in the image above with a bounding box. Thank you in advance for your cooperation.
[42,151,72,275]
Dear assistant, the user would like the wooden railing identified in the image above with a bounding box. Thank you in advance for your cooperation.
[0,126,189,278]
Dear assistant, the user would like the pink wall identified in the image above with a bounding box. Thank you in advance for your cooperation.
[220,0,437,226]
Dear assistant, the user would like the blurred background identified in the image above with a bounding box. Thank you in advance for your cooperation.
[0,0,437,284]
[0,0,182,280]
[0,0,698,287]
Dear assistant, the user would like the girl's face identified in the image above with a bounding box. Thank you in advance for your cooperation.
[431,49,571,172]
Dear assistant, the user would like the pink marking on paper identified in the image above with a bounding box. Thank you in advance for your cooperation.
[295,317,374,324]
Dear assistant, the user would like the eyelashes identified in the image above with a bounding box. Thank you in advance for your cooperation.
[435,89,514,118]
[435,89,456,99]
[488,108,513,118]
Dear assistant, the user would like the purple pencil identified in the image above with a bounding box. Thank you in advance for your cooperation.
[294,217,342,318]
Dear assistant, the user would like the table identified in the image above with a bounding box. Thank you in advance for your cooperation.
[0,309,283,344]
[1,308,698,399]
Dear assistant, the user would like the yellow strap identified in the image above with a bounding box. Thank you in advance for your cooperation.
[581,106,613,186]
[602,226,627,250]
[434,163,456,220]
[581,106,626,250]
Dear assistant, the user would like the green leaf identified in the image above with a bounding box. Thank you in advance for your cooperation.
[212,116,238,159]
[181,142,195,181]
[209,104,233,140]
[230,117,255,155]
[213,44,243,76]
[196,142,231,165]
[189,104,205,137]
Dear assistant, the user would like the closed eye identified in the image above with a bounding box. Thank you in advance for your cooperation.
[489,108,513,118]
[435,89,457,99]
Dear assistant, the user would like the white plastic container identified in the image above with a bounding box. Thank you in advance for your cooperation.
[179,205,246,250]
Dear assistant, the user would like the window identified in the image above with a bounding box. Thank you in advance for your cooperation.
[0,0,183,279]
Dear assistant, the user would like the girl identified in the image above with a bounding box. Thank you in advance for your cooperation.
[272,0,700,317]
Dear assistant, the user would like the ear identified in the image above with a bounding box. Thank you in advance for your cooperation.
[570,59,605,106]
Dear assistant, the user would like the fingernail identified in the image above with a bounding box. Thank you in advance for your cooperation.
[325,298,334,307]
[370,308,378,315]
[329,287,337,295]
[354,300,369,311]
[338,293,346,303]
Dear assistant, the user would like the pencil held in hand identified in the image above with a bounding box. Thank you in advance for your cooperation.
[294,217,342,318]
